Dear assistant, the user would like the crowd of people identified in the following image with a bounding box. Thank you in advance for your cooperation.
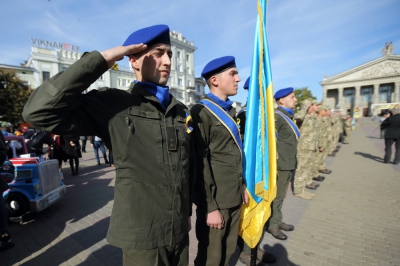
[0,123,114,175]
[1,23,399,264]
[292,100,353,200]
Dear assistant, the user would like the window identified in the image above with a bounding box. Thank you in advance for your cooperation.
[122,79,126,87]
[177,51,181,58]
[186,67,191,74]
[197,85,201,92]
[186,54,190,62]
[344,88,355,104]
[42,71,50,82]
[188,80,191,86]
[361,87,372,103]
[178,78,183,86]
[379,84,392,102]
[178,64,182,72]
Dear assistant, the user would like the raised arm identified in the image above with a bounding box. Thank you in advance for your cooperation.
[22,44,147,138]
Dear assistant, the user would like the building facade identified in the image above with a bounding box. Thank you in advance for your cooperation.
[321,42,400,116]
[1,32,206,108]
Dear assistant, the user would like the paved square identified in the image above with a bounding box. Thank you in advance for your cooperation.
[1,117,399,265]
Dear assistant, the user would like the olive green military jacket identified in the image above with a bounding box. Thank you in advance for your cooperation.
[275,107,298,171]
[22,51,195,250]
[191,96,243,213]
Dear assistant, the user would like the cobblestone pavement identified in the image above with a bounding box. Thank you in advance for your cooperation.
[1,117,399,265]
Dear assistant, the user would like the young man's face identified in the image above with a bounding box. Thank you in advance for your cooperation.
[130,43,172,86]
[214,67,241,96]
[279,92,297,109]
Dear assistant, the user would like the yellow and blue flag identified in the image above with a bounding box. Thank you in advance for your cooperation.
[238,0,277,248]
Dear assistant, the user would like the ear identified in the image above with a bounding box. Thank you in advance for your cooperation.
[209,75,219,87]
[129,55,140,71]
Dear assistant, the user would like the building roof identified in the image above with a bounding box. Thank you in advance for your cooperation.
[0,63,34,72]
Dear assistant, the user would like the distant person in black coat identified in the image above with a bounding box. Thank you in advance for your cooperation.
[63,135,82,175]
[381,108,400,165]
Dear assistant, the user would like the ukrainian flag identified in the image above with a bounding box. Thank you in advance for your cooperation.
[238,0,277,248]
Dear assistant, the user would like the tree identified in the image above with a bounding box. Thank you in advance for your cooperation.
[294,87,317,110]
[0,68,33,125]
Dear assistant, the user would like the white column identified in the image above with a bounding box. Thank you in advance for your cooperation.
[373,84,380,104]
[394,82,400,102]
[337,87,343,107]
[322,88,327,105]
[354,86,361,106]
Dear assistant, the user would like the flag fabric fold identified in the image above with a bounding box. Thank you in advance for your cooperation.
[238,0,277,248]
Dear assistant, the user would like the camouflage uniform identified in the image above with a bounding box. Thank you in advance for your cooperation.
[294,110,319,195]
[329,115,342,153]
[319,115,332,171]
[314,107,329,175]
[343,117,352,144]
[336,114,344,142]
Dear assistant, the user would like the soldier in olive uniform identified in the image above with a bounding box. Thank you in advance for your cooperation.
[23,25,195,265]
[191,56,247,266]
[266,88,298,241]
[293,100,320,200]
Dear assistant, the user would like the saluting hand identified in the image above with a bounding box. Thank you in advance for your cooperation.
[206,210,224,230]
[100,44,147,68]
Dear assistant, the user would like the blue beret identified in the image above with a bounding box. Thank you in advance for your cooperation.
[123,24,170,49]
[274,87,294,99]
[243,77,250,90]
[201,56,236,80]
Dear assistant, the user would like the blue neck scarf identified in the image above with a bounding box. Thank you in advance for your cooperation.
[135,81,170,110]
[279,106,294,116]
[207,93,233,113]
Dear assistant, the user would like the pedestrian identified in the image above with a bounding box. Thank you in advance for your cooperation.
[236,77,277,265]
[192,56,247,265]
[0,133,14,252]
[380,112,390,139]
[380,108,400,164]
[50,134,65,172]
[90,136,109,165]
[108,149,114,167]
[80,136,87,153]
[63,135,81,175]
[23,24,195,265]
[266,87,299,241]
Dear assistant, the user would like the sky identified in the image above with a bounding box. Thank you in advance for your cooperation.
[1,0,399,104]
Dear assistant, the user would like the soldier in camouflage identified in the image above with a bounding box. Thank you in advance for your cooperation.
[312,105,330,182]
[328,113,341,156]
[293,99,319,200]
[318,109,333,175]
[343,115,353,144]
